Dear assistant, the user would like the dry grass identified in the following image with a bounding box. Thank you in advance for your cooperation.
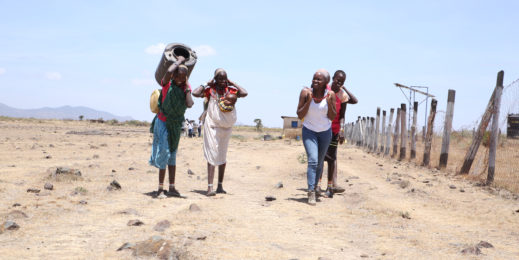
[374,131,519,193]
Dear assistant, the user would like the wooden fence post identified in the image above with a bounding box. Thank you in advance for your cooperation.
[487,71,504,184]
[370,117,375,152]
[423,99,438,166]
[381,110,386,153]
[459,75,500,174]
[385,108,394,156]
[439,89,456,169]
[392,108,401,158]
[375,108,381,153]
[399,103,407,161]
[422,126,426,143]
[410,102,418,160]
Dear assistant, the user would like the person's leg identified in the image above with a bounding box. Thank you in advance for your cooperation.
[207,162,216,196]
[216,163,227,194]
[158,169,166,195]
[315,128,332,193]
[302,126,319,191]
[166,165,181,197]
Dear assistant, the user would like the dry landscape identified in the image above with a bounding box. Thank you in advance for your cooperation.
[1,118,519,259]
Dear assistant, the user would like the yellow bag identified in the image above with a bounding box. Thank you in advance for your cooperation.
[150,89,160,114]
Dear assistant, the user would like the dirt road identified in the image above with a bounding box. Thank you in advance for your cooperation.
[1,120,518,259]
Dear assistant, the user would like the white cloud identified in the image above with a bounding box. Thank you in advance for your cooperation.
[45,72,62,80]
[0,68,5,75]
[131,78,155,86]
[194,45,216,57]
[145,43,166,55]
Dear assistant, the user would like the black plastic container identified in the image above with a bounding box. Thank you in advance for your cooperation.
[154,43,197,85]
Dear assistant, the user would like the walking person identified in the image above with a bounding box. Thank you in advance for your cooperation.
[149,60,193,197]
[297,69,336,205]
[192,68,247,196]
[320,70,358,198]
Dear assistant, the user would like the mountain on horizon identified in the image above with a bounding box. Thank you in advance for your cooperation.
[0,103,133,122]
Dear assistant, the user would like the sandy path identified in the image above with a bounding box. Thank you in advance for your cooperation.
[0,120,518,259]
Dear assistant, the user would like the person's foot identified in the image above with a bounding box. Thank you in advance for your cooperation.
[165,188,181,197]
[206,190,216,196]
[154,188,165,198]
[307,191,316,205]
[216,185,227,194]
[314,187,322,198]
[324,187,334,198]
[332,186,346,193]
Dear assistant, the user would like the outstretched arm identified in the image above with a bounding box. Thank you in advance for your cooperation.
[185,89,194,108]
[227,80,248,97]
[297,88,312,119]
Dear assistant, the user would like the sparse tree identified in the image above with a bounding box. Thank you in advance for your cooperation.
[254,118,263,132]
[79,115,84,121]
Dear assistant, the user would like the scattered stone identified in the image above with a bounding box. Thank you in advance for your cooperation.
[27,188,40,193]
[499,189,512,199]
[449,185,457,189]
[2,221,20,231]
[399,180,410,189]
[112,169,116,173]
[189,204,201,212]
[12,203,21,207]
[127,219,144,226]
[460,189,465,193]
[256,166,261,170]
[132,236,176,259]
[116,242,135,251]
[128,167,135,171]
[401,211,411,219]
[110,180,122,190]
[187,169,195,175]
[422,180,430,183]
[265,196,276,201]
[188,234,207,240]
[6,210,28,219]
[8,165,16,167]
[118,208,139,215]
[93,154,100,159]
[515,209,519,213]
[197,176,200,180]
[44,183,54,190]
[72,186,88,196]
[50,167,82,181]
[360,254,369,258]
[477,241,494,248]
[153,220,171,232]
[44,155,52,159]
[275,182,283,188]
[49,144,55,147]
[318,257,332,260]
[461,246,481,255]
[79,200,88,205]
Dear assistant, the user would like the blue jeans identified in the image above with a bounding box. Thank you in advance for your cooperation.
[302,126,332,191]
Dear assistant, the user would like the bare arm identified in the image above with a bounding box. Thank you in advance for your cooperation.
[326,92,337,120]
[296,88,312,119]
[185,89,194,108]
[227,80,248,97]
[192,85,206,98]
[342,86,358,104]
[161,56,186,85]
[338,103,347,144]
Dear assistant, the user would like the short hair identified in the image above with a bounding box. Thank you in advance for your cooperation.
[333,70,346,78]
[214,68,226,76]
[316,69,330,83]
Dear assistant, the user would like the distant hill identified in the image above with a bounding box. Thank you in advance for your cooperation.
[0,103,133,122]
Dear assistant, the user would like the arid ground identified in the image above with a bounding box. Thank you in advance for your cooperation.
[1,119,518,259]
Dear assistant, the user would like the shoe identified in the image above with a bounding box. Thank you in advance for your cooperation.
[308,191,316,205]
[324,187,334,198]
[332,186,345,193]
[315,187,322,198]
[166,188,181,197]
[206,191,216,197]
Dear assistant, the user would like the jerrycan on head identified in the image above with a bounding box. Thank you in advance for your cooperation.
[154,43,198,85]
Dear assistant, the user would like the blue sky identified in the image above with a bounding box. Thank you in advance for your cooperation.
[1,0,518,129]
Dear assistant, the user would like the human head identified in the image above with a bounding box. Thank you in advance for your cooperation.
[223,92,237,106]
[173,65,188,86]
[312,69,329,90]
[331,70,346,91]
[213,68,228,89]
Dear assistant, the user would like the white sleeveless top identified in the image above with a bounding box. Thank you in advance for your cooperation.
[303,98,331,132]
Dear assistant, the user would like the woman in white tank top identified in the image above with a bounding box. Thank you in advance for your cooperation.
[296,69,337,205]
